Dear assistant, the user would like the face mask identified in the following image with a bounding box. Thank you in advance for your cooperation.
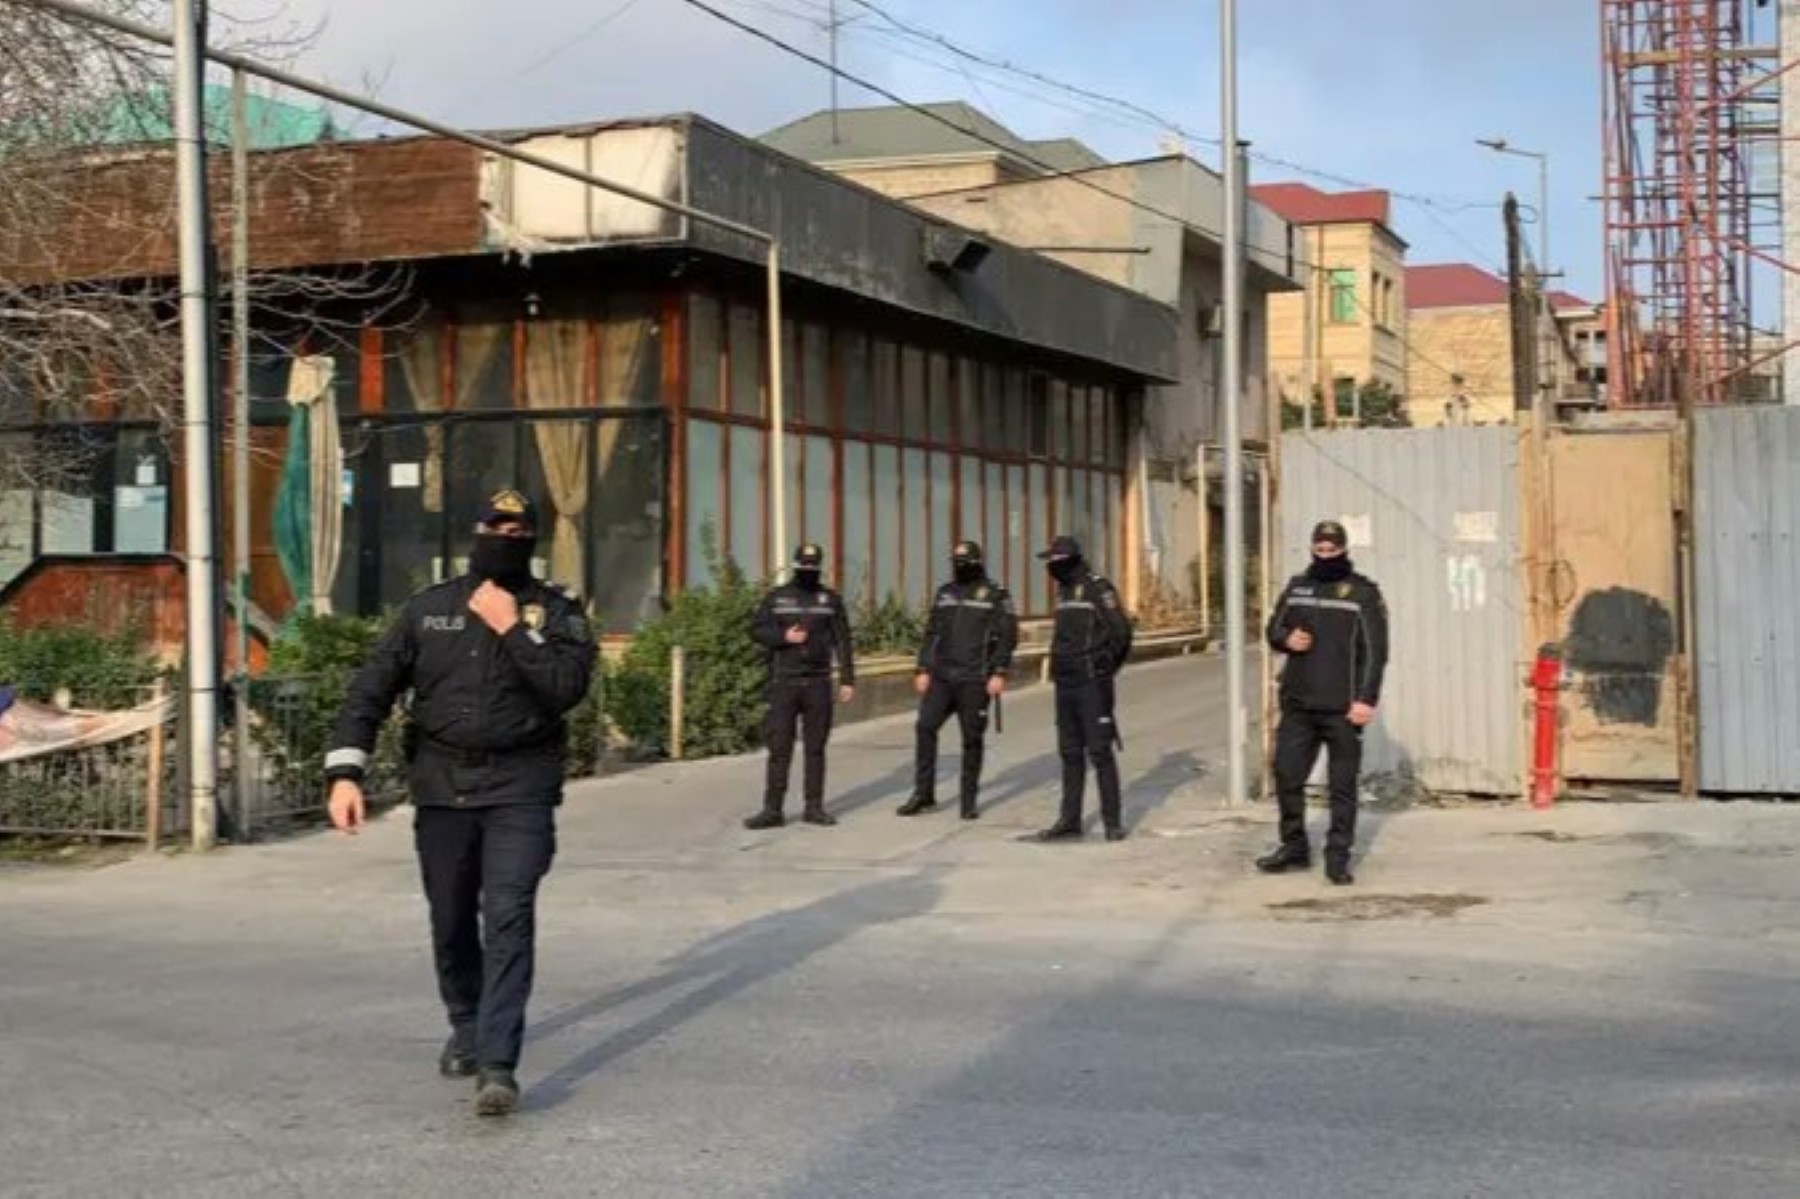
[953,561,984,586]
[470,534,535,585]
[1047,557,1081,585]
[792,568,822,590]
[1309,553,1352,583]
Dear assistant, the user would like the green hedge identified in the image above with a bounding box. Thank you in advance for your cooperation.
[0,618,163,709]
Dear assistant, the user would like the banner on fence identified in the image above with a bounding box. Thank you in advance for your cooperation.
[0,687,174,764]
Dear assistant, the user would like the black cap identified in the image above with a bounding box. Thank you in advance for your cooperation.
[1310,519,1348,549]
[952,539,983,564]
[1037,535,1083,560]
[478,488,539,531]
[793,542,825,569]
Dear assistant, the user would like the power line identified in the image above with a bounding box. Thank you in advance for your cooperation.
[509,0,646,81]
[675,0,1299,274]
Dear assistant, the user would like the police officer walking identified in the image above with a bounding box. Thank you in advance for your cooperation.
[1256,518,1389,886]
[325,489,596,1117]
[746,543,855,830]
[899,540,1019,821]
[1036,536,1133,842]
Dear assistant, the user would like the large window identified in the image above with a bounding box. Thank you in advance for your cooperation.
[1329,269,1358,324]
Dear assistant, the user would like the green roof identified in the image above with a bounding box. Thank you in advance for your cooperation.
[82,82,336,150]
[761,102,1104,175]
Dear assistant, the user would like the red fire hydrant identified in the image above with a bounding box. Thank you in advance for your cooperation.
[1530,644,1563,810]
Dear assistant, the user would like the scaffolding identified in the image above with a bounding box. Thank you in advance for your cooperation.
[1601,0,1786,409]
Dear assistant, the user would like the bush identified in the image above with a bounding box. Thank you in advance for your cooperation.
[607,539,766,759]
[853,591,925,659]
[0,617,163,709]
[250,610,399,800]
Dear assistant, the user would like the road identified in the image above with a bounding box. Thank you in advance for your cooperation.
[8,654,1800,1197]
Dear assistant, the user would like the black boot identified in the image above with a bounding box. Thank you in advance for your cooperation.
[1036,820,1083,842]
[1256,843,1311,873]
[439,1028,477,1079]
[1105,826,1127,842]
[1325,855,1355,886]
[474,1068,521,1117]
[897,795,938,817]
[960,797,980,821]
[802,805,837,827]
[744,809,785,831]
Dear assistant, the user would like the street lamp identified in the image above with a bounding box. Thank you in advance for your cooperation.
[1477,137,1550,276]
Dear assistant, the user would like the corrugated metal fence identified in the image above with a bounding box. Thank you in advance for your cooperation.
[1279,428,1524,795]
[1694,407,1800,794]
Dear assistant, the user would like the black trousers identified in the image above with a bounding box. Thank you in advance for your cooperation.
[1272,704,1363,860]
[413,803,557,1071]
[1055,676,1122,830]
[764,676,834,811]
[914,678,990,804]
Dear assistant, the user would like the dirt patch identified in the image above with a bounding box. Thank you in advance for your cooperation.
[0,837,146,869]
[1267,893,1489,922]
[1505,830,1689,852]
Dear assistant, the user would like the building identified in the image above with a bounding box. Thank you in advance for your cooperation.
[762,104,1303,609]
[1251,182,1408,419]
[0,114,1179,656]
[1405,263,1601,427]
[760,101,1105,202]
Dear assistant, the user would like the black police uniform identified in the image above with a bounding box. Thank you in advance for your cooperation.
[748,547,854,827]
[324,499,596,1086]
[1263,542,1389,877]
[1039,539,1133,840]
[902,544,1019,820]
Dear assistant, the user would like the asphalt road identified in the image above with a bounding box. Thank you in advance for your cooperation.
[8,655,1800,1197]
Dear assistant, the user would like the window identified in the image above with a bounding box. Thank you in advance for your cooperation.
[928,352,953,444]
[840,331,872,434]
[841,441,871,603]
[802,322,830,429]
[685,419,724,587]
[727,304,763,419]
[728,424,764,572]
[902,448,929,604]
[1329,269,1357,324]
[1333,376,1357,420]
[1049,381,1070,461]
[1026,373,1051,458]
[872,445,901,600]
[872,339,900,437]
[901,346,927,440]
[589,416,665,630]
[1070,387,1090,464]
[803,434,835,575]
[688,294,724,413]
[10,426,172,564]
[600,296,663,407]
[457,317,516,410]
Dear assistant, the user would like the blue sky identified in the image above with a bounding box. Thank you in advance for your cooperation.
[280,0,1612,298]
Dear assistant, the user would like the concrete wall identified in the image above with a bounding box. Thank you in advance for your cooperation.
[834,158,1015,201]
[1407,306,1514,426]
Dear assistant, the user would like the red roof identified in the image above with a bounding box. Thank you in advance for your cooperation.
[1407,263,1508,309]
[1250,182,1392,228]
[1408,263,1596,311]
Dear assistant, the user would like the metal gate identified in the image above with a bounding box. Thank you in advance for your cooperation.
[1278,428,1523,795]
[1694,407,1800,794]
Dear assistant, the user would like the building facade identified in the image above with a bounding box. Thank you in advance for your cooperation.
[0,115,1178,655]
[1251,182,1408,418]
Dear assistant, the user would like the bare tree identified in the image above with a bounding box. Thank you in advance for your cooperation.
[0,0,413,503]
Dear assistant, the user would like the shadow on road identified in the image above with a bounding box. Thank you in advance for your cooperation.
[523,869,945,1110]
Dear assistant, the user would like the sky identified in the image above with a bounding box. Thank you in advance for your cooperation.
[260,0,1611,300]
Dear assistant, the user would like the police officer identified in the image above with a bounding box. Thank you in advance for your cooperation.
[1257,518,1389,886]
[1036,536,1133,842]
[324,489,596,1118]
[899,540,1019,821]
[746,543,855,830]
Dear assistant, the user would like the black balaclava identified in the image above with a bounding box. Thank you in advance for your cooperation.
[1047,556,1082,586]
[953,559,984,586]
[470,533,536,587]
[793,567,823,591]
[1308,553,1353,584]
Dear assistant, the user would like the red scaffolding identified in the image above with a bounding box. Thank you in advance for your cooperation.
[1602,0,1781,409]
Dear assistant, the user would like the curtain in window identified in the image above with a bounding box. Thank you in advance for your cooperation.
[525,320,589,588]
[398,321,504,514]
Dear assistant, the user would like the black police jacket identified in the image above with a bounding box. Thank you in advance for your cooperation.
[1266,569,1389,711]
[325,575,598,807]
[751,582,856,685]
[1049,569,1133,683]
[917,576,1020,684]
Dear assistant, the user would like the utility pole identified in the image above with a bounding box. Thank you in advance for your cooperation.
[1220,0,1248,806]
[173,0,222,850]
[828,0,843,144]
[230,68,252,839]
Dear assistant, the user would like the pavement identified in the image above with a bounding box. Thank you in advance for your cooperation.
[9,655,1800,1197]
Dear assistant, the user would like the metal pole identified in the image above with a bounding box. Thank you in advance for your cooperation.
[1196,444,1211,636]
[230,67,252,840]
[1538,154,1550,278]
[828,0,841,145]
[1221,0,1248,807]
[767,243,788,578]
[173,0,219,850]
[1257,452,1274,802]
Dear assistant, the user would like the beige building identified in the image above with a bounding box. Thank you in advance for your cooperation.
[760,102,1106,200]
[1405,263,1603,427]
[1250,183,1408,419]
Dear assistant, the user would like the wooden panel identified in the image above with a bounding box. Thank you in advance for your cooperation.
[1549,430,1680,783]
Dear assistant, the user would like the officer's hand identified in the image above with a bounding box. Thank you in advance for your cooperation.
[1285,628,1314,653]
[986,675,1007,698]
[1348,702,1376,727]
[470,581,520,635]
[838,685,855,704]
[784,624,809,645]
[913,672,930,696]
[327,779,366,835]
